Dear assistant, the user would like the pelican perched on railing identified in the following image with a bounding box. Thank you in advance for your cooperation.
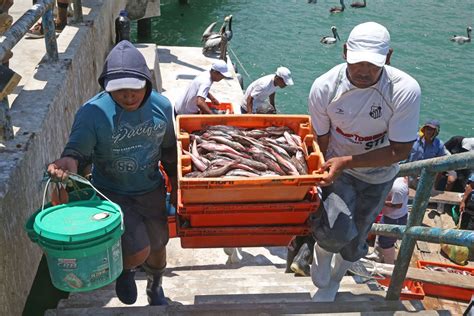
[450,26,472,44]
[321,26,341,44]
[350,0,366,8]
[330,0,345,13]
[201,21,218,43]
[202,15,233,55]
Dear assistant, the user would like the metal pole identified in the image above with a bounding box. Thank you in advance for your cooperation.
[398,151,474,176]
[0,99,13,140]
[0,0,56,61]
[72,0,83,23]
[386,168,436,300]
[370,224,474,248]
[42,8,58,61]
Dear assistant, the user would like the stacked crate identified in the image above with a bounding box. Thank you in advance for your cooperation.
[175,115,324,248]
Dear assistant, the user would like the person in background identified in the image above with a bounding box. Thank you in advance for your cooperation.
[366,177,409,264]
[459,173,474,231]
[406,119,456,190]
[308,21,421,302]
[441,136,474,192]
[174,60,232,115]
[241,66,294,114]
[26,0,70,39]
[47,41,177,306]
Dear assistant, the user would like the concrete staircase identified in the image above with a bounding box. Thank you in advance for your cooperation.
[45,240,444,315]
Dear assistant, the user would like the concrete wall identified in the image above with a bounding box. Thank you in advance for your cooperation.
[0,0,129,314]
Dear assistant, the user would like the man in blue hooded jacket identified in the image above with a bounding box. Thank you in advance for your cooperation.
[47,41,176,306]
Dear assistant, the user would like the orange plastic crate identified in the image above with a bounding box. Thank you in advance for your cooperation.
[177,188,319,227]
[177,224,311,248]
[376,277,425,300]
[177,115,325,204]
[206,101,234,114]
[168,216,177,238]
[417,260,474,302]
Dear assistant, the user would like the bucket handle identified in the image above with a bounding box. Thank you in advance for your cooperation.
[41,173,124,231]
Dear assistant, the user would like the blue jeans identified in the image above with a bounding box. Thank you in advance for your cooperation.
[311,172,394,262]
[378,214,408,249]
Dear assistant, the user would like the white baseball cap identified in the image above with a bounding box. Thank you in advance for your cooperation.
[105,77,147,92]
[275,66,294,86]
[346,22,390,67]
[461,138,474,151]
[211,60,232,78]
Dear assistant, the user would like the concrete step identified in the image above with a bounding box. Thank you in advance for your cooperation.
[46,300,435,316]
[60,283,382,309]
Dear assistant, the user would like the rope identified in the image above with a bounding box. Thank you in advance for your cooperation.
[229,46,252,81]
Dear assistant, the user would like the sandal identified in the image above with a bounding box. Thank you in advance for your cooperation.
[25,21,66,39]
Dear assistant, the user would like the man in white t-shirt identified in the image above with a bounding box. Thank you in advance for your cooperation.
[241,66,294,114]
[175,60,232,115]
[368,176,409,264]
[307,22,421,302]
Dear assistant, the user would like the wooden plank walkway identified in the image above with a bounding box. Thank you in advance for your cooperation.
[408,188,463,205]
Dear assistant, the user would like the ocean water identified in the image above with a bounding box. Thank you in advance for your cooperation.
[143,0,473,140]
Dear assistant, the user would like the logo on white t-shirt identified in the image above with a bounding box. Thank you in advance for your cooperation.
[369,104,382,119]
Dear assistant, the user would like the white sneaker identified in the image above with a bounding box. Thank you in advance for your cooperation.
[310,243,333,288]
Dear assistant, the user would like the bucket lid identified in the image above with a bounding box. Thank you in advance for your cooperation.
[34,200,122,243]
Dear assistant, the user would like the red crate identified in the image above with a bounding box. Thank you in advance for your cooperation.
[206,101,234,114]
[168,216,177,238]
[376,277,425,300]
[177,223,310,248]
[177,188,319,227]
[417,260,474,302]
[177,115,325,204]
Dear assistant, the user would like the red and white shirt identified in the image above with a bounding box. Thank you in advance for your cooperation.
[309,63,421,184]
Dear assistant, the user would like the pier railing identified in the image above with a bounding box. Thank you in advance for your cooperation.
[369,151,474,300]
[0,0,83,141]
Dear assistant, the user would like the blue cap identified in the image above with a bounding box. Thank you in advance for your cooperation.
[423,119,440,130]
[119,10,128,17]
[468,173,474,183]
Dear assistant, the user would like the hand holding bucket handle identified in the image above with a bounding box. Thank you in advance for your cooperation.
[41,172,125,231]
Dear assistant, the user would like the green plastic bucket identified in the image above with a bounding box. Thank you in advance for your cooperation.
[25,188,98,243]
[33,199,124,292]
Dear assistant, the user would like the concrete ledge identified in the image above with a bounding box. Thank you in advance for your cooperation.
[0,1,128,314]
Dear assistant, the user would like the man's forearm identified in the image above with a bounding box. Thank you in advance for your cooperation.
[345,142,413,169]
[197,99,212,114]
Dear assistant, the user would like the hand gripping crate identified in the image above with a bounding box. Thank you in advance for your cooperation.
[177,114,325,204]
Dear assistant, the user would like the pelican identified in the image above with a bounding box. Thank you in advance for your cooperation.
[330,0,345,13]
[201,21,217,43]
[203,15,233,54]
[450,26,472,44]
[350,0,366,8]
[321,26,341,44]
